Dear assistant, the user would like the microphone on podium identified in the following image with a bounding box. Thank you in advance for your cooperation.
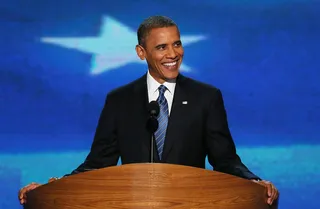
[147,101,159,163]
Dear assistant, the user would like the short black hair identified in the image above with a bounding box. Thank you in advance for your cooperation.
[137,15,178,47]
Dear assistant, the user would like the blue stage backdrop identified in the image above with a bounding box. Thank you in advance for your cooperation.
[1,0,319,208]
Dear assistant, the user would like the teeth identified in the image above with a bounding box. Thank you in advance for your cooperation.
[163,62,177,67]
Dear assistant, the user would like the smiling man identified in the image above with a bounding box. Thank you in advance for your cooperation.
[19,16,279,206]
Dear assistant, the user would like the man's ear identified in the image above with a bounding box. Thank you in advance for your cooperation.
[135,45,146,60]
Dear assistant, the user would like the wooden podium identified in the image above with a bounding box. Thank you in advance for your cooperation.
[24,163,278,209]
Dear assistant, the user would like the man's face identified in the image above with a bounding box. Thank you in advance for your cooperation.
[136,26,184,83]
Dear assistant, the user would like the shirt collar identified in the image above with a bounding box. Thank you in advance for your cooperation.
[147,70,176,95]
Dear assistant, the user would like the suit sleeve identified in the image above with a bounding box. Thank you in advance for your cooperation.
[205,89,261,180]
[65,94,120,176]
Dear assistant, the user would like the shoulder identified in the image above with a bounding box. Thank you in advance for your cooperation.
[106,74,145,100]
[180,74,221,95]
[179,75,227,114]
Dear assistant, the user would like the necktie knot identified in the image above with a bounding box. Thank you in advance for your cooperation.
[158,85,167,96]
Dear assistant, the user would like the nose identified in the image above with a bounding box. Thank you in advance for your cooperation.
[166,46,177,59]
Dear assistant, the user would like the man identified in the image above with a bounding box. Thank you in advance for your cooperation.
[19,15,279,205]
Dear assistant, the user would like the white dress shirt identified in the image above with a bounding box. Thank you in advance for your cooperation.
[147,70,176,115]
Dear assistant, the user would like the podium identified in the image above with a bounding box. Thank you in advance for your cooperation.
[24,163,278,209]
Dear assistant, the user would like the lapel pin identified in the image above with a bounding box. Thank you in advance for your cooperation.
[182,101,188,105]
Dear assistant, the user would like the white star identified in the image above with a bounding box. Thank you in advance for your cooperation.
[41,16,206,75]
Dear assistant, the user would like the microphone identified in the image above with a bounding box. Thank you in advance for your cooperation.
[147,101,159,132]
[146,117,158,133]
[146,101,159,163]
[147,101,160,118]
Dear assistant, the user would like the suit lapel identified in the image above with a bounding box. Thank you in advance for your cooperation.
[161,74,188,161]
[133,74,160,162]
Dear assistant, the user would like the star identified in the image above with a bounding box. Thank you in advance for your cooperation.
[41,16,206,75]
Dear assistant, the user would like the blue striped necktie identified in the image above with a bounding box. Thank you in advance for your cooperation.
[155,85,169,160]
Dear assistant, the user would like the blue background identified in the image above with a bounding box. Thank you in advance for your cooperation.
[1,0,319,208]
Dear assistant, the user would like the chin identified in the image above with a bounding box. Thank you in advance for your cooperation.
[164,72,179,81]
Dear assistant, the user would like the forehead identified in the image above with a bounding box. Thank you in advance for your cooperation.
[145,26,180,44]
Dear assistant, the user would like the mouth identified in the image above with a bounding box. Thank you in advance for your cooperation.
[161,60,179,70]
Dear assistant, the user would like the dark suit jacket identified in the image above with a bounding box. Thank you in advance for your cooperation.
[69,73,260,180]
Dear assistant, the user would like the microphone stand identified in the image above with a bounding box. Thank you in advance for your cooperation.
[147,116,158,163]
[151,133,154,163]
